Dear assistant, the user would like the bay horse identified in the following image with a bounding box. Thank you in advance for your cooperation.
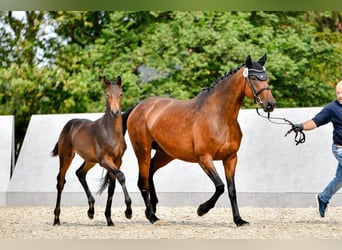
[124,54,275,226]
[51,76,132,226]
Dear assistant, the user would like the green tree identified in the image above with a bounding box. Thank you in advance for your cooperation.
[1,11,341,159]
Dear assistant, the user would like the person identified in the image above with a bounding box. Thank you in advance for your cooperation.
[293,80,342,217]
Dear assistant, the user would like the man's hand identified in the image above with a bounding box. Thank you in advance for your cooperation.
[292,123,304,132]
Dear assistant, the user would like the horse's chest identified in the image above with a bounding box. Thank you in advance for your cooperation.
[213,127,242,159]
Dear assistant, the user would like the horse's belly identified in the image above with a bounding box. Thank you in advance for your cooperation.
[155,139,197,162]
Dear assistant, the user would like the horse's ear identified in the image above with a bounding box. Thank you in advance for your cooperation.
[257,53,267,66]
[245,55,253,68]
[117,76,122,87]
[103,76,111,87]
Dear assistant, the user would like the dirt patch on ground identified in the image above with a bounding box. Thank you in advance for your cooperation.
[1,206,342,239]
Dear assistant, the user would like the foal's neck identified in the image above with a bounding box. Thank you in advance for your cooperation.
[103,107,122,134]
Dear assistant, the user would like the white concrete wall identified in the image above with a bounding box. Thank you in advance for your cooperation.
[7,108,342,207]
[0,116,14,205]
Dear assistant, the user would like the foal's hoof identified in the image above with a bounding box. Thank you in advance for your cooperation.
[125,209,133,219]
[235,218,249,227]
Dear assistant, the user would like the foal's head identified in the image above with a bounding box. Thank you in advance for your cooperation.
[103,76,122,118]
[243,54,276,112]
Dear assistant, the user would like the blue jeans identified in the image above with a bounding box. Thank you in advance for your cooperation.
[319,144,342,203]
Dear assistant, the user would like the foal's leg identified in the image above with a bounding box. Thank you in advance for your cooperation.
[104,173,116,226]
[101,158,132,226]
[223,156,248,227]
[76,161,96,219]
[149,150,174,213]
[54,151,75,226]
[197,156,225,216]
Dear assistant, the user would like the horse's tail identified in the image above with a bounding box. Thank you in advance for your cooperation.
[121,104,138,136]
[98,171,111,195]
[51,142,58,157]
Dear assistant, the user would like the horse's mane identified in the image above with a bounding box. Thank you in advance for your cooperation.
[200,64,244,93]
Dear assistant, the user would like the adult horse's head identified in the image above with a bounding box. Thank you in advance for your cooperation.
[243,54,275,112]
[103,76,123,118]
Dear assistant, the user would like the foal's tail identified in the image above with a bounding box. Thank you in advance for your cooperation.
[121,104,138,135]
[51,142,58,157]
[98,171,111,195]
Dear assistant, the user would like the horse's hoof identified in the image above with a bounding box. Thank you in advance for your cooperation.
[145,209,159,224]
[107,220,115,226]
[53,219,60,226]
[125,209,132,219]
[147,213,159,224]
[235,219,249,227]
[150,216,160,224]
[197,204,209,217]
[88,210,94,219]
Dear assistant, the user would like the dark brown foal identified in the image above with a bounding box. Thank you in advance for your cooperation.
[52,76,132,226]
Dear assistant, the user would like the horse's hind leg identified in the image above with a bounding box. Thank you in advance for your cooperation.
[135,151,160,224]
[76,161,96,219]
[149,150,174,213]
[54,152,75,226]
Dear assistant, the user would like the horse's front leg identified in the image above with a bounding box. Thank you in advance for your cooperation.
[197,157,225,216]
[223,156,249,227]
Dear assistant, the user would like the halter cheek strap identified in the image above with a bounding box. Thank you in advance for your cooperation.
[243,67,269,104]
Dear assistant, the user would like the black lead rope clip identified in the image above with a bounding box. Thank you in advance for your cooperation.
[255,108,306,146]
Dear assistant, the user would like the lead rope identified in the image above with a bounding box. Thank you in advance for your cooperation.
[255,107,306,145]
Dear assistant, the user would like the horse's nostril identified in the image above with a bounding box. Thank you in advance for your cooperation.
[266,102,275,112]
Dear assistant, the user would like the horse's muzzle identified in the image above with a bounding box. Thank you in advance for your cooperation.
[263,101,275,112]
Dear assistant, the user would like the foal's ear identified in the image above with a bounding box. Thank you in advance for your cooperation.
[116,76,122,87]
[103,76,111,87]
[245,55,253,68]
[257,53,267,66]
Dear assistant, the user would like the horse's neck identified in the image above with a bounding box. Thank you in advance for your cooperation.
[201,74,245,120]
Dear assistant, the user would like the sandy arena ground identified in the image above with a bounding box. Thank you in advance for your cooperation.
[1,205,342,239]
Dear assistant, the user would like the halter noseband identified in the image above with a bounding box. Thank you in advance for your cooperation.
[243,67,270,104]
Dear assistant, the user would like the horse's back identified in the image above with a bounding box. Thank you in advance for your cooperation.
[128,97,194,133]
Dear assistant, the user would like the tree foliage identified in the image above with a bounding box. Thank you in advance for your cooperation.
[0,11,341,157]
